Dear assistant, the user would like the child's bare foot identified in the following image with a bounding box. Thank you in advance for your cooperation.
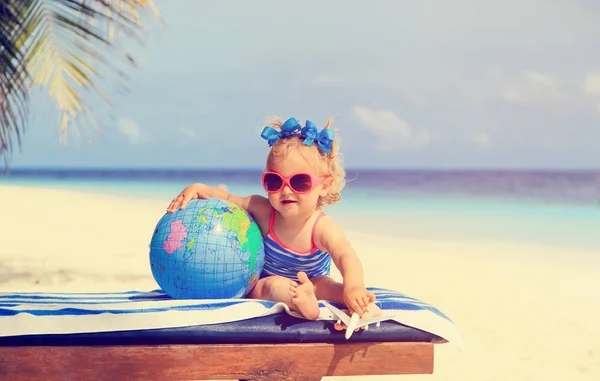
[289,271,320,320]
[333,302,383,331]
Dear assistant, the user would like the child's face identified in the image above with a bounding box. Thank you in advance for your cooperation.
[265,147,328,218]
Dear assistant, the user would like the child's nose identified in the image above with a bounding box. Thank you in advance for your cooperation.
[281,185,293,194]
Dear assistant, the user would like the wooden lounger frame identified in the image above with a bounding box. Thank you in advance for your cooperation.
[0,341,434,380]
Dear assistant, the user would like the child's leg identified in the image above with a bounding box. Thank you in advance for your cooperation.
[311,275,345,304]
[247,275,292,303]
[247,273,320,320]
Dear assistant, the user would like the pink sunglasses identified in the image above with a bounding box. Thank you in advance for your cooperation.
[262,171,327,193]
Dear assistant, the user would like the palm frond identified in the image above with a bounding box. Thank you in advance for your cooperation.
[24,0,162,139]
[0,1,30,171]
[0,0,162,170]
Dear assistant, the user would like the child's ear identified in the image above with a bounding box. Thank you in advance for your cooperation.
[319,176,333,197]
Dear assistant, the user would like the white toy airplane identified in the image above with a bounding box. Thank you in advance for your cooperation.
[321,301,396,340]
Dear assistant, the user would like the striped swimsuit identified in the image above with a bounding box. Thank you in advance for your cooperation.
[260,211,332,282]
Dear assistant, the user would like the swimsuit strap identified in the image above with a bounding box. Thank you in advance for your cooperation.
[268,209,276,233]
[310,212,326,249]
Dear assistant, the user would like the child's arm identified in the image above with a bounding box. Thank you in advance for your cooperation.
[314,217,376,316]
[166,183,271,221]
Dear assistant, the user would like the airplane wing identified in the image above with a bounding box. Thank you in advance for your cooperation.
[321,301,396,339]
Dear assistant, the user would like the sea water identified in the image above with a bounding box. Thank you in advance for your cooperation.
[3,168,600,264]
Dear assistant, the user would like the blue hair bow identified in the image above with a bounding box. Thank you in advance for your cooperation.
[260,117,334,155]
[260,117,301,147]
[301,120,334,155]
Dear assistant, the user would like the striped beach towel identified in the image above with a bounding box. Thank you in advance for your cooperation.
[0,287,465,350]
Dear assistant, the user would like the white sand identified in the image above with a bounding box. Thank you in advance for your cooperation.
[1,185,599,381]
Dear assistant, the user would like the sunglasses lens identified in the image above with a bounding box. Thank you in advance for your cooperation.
[290,174,312,192]
[263,173,283,192]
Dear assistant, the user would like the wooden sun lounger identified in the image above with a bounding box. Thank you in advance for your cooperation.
[0,342,434,380]
[0,314,441,380]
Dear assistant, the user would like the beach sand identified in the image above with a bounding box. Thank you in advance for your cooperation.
[1,185,599,380]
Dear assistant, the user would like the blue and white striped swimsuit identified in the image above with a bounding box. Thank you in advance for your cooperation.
[260,211,331,282]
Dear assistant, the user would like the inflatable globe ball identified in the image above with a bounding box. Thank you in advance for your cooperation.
[149,198,265,299]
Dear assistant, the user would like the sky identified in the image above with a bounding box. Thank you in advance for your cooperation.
[9,0,600,169]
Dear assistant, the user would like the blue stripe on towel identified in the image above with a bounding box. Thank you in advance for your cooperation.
[0,300,277,316]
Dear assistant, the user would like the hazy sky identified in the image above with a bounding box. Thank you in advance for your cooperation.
[11,0,600,169]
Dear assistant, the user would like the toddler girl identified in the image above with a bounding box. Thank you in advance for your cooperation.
[167,116,380,322]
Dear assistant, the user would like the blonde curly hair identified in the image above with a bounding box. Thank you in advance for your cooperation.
[263,115,346,207]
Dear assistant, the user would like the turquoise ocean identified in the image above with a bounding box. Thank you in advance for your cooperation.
[2,168,600,266]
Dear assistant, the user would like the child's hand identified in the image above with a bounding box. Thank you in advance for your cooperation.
[166,184,211,213]
[343,284,376,317]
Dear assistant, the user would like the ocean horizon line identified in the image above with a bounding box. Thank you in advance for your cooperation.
[4,166,600,174]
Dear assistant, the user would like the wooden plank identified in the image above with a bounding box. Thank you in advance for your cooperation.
[0,342,434,380]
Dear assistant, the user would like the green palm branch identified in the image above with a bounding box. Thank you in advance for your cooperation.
[0,1,29,168]
[0,0,162,170]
